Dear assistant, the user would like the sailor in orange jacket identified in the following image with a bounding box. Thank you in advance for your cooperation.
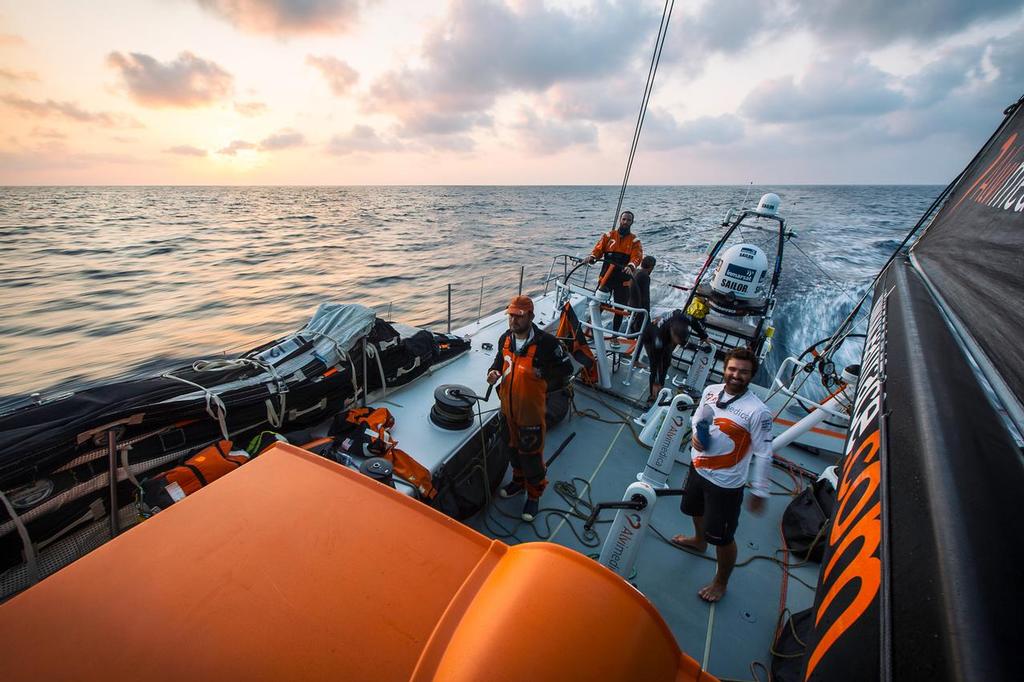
[487,295,573,522]
[585,210,644,334]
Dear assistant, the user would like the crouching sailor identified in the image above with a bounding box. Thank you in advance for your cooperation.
[487,295,572,522]
[671,347,772,602]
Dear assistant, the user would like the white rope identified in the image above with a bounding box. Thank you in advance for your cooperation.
[160,372,230,441]
[0,488,39,584]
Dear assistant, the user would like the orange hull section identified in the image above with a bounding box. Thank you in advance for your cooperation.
[0,444,714,682]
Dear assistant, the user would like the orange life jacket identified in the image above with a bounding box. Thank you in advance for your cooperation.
[345,407,437,499]
[591,230,643,269]
[146,440,248,505]
[496,333,549,449]
[556,303,598,385]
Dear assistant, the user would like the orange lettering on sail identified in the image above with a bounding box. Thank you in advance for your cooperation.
[951,133,1019,211]
[805,503,881,679]
[804,430,883,680]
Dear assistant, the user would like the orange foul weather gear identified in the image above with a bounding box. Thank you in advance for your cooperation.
[591,229,643,333]
[591,229,643,271]
[490,325,573,500]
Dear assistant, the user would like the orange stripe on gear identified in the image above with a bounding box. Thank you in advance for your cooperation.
[692,418,750,470]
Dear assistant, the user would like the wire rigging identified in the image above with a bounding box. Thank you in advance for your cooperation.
[612,0,676,229]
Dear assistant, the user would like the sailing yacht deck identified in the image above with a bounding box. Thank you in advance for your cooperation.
[416,290,843,680]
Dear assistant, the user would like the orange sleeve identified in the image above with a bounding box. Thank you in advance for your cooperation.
[629,238,643,268]
[591,233,607,260]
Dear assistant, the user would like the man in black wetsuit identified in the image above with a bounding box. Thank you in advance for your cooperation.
[643,308,709,401]
[628,255,656,334]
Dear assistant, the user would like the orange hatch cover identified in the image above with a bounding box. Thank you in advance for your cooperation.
[0,444,714,682]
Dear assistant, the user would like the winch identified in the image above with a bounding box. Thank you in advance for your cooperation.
[429,384,476,430]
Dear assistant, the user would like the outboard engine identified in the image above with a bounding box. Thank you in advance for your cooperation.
[710,244,769,300]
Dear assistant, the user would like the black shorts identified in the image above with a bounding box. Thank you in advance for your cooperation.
[680,468,744,546]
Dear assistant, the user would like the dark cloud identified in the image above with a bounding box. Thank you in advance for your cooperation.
[234,100,268,116]
[1,94,141,128]
[164,144,208,157]
[326,124,403,154]
[259,129,305,150]
[742,56,905,123]
[0,68,38,82]
[194,0,362,35]
[510,110,598,155]
[642,112,745,148]
[217,139,257,155]
[661,0,769,71]
[368,0,651,140]
[306,55,358,96]
[107,51,233,108]
[793,0,1024,46]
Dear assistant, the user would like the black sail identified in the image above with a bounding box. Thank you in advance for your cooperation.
[911,94,1024,412]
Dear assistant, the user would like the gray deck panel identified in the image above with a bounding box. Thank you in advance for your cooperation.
[469,370,838,680]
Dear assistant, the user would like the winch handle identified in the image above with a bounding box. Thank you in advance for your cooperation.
[451,384,494,403]
[583,495,648,532]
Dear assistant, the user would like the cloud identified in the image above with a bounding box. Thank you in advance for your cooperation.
[0,33,25,46]
[30,127,66,139]
[259,128,305,150]
[742,56,905,123]
[661,0,770,73]
[1,94,141,128]
[217,139,257,155]
[164,144,208,157]
[0,68,38,82]
[107,51,233,108]
[792,0,1024,46]
[194,0,362,35]
[541,80,636,124]
[306,55,358,96]
[234,100,267,116]
[510,110,598,155]
[368,0,651,141]
[642,112,745,148]
[326,124,403,154]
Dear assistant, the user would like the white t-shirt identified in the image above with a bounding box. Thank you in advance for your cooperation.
[690,383,773,496]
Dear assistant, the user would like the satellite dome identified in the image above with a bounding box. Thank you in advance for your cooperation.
[756,193,781,216]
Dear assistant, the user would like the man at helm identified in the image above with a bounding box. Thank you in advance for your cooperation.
[487,296,573,522]
[585,211,644,334]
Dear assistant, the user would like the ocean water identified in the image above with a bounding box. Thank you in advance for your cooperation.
[0,185,941,403]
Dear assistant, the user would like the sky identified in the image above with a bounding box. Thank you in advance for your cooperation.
[1,0,1022,185]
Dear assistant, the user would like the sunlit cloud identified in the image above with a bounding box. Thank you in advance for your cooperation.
[742,56,906,124]
[234,100,267,116]
[194,0,363,35]
[259,128,305,150]
[0,68,38,82]
[217,139,257,155]
[30,127,67,139]
[510,110,597,155]
[306,55,358,96]
[326,124,402,154]
[0,33,25,46]
[642,112,745,149]
[107,51,233,108]
[164,144,208,157]
[1,94,141,128]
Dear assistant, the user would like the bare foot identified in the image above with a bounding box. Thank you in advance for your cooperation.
[670,534,708,553]
[698,581,727,602]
